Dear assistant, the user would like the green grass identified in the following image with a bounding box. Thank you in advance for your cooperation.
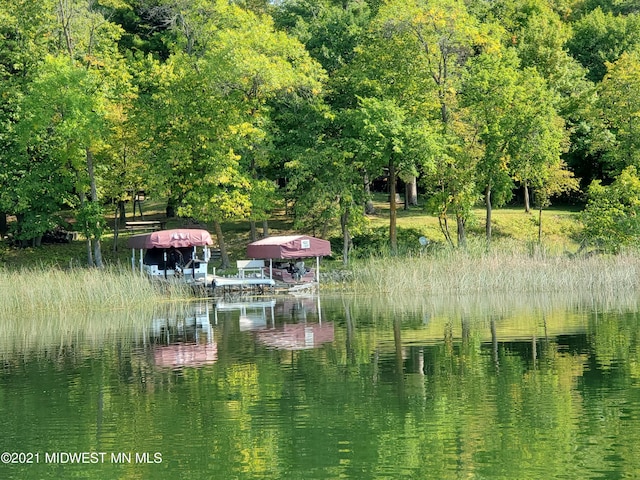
[0,265,193,317]
[348,244,640,299]
[0,289,200,359]
[1,195,586,270]
[364,196,583,253]
[0,198,301,271]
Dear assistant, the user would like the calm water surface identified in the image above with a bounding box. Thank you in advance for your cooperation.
[2,294,640,479]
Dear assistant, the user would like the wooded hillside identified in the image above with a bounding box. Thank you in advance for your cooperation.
[2,0,640,264]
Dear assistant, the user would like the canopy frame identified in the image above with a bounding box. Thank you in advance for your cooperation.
[246,235,331,284]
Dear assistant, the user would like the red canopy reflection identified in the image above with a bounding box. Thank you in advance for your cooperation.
[257,323,334,350]
[154,342,218,368]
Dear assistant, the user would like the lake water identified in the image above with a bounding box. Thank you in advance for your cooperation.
[2,293,640,479]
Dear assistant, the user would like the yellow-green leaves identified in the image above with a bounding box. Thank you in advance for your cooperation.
[140,1,325,224]
[594,50,640,174]
[582,166,640,252]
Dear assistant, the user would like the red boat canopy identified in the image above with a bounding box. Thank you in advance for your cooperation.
[127,229,213,249]
[247,235,331,259]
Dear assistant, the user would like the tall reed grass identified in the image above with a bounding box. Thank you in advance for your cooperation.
[0,265,193,317]
[349,242,640,300]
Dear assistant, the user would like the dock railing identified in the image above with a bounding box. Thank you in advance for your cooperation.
[237,259,266,278]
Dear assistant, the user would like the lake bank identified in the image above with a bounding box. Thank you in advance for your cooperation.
[0,266,193,318]
[346,247,640,297]
[2,245,639,317]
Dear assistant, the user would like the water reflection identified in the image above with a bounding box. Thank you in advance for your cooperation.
[144,297,333,371]
[257,323,334,350]
[3,293,640,479]
[151,303,217,369]
[3,290,637,362]
[213,296,333,351]
[215,298,276,331]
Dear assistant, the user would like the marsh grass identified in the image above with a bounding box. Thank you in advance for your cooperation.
[0,265,193,317]
[0,267,199,358]
[349,240,640,300]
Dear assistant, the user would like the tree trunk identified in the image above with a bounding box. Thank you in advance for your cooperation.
[214,220,230,269]
[87,148,103,268]
[389,155,398,255]
[249,220,257,242]
[406,176,418,206]
[524,181,531,213]
[456,214,466,248]
[344,298,355,365]
[86,237,94,266]
[84,233,94,264]
[262,220,269,237]
[485,185,492,244]
[166,197,177,218]
[59,0,74,58]
[439,215,454,248]
[364,173,375,214]
[321,217,331,238]
[113,207,119,254]
[404,180,409,210]
[118,200,126,223]
[93,238,103,267]
[538,205,543,243]
[114,201,127,253]
[491,317,499,370]
[0,212,6,237]
[393,314,405,398]
[79,190,94,266]
[341,207,350,266]
[133,198,144,220]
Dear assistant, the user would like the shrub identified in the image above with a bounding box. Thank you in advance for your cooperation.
[580,166,640,252]
[346,226,432,258]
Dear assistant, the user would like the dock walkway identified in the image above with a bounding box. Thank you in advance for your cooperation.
[209,275,275,294]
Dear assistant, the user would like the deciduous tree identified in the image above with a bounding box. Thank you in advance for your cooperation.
[581,166,640,252]
[591,50,640,175]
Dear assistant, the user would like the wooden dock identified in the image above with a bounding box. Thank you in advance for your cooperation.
[209,275,275,294]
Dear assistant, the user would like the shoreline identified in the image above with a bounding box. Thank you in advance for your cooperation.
[3,249,640,312]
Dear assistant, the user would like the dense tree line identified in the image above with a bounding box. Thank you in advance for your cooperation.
[2,0,640,264]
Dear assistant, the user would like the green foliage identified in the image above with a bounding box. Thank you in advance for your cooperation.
[591,50,640,175]
[274,0,371,73]
[3,0,133,258]
[346,226,429,258]
[138,0,324,227]
[355,97,419,170]
[9,212,58,242]
[18,55,106,150]
[581,166,640,252]
[567,8,640,82]
[462,50,520,206]
[3,0,640,259]
[76,201,107,240]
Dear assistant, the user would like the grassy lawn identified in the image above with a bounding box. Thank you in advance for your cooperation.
[364,195,583,253]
